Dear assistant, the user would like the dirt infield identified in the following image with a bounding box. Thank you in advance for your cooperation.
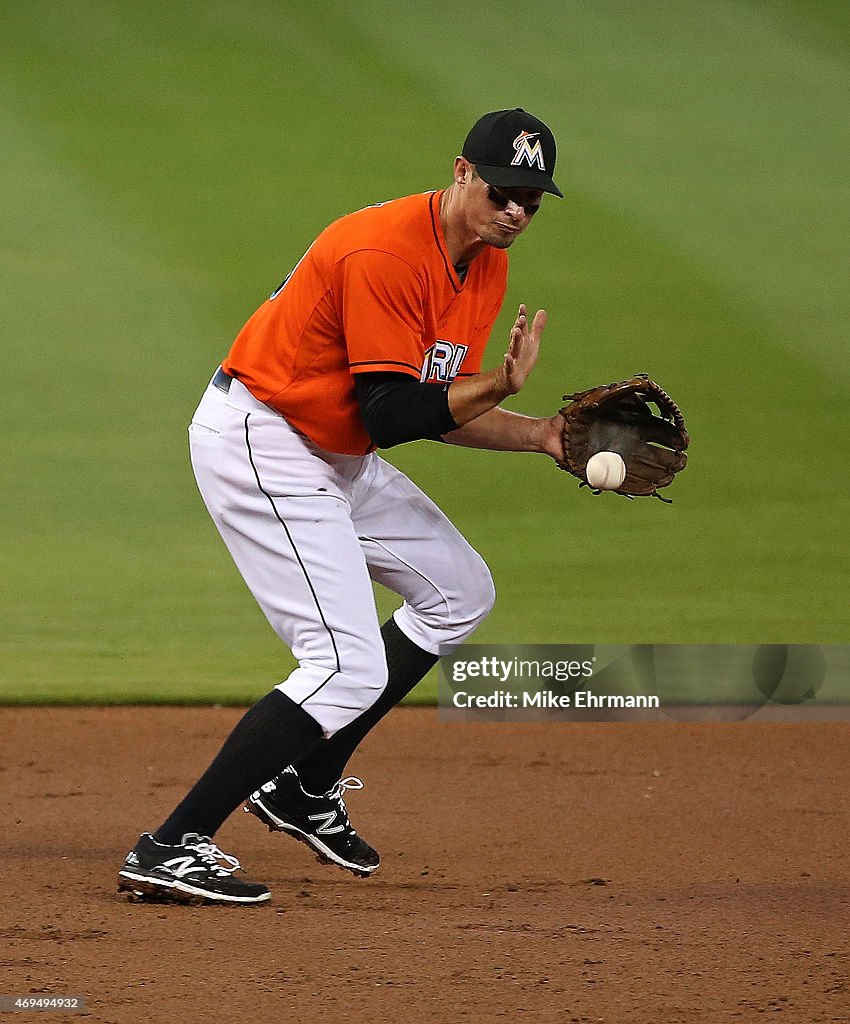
[1,707,848,1024]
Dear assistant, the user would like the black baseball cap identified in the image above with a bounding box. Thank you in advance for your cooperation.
[462,108,563,198]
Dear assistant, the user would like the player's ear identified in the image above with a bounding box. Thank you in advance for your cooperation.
[454,156,473,188]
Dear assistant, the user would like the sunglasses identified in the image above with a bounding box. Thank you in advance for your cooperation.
[485,183,541,217]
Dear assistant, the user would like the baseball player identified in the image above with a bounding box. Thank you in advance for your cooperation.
[119,108,565,905]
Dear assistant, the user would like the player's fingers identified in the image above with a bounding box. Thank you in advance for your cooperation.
[503,351,515,379]
[530,308,547,339]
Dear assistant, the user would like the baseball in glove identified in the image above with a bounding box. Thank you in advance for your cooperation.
[556,374,689,502]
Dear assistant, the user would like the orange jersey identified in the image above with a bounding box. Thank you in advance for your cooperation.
[222,190,508,455]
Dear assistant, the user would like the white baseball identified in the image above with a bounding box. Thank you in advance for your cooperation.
[585,451,626,490]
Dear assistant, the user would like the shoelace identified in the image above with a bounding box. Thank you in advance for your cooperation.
[180,833,242,875]
[331,776,364,798]
[323,776,365,833]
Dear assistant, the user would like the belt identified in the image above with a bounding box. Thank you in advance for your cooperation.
[213,366,234,393]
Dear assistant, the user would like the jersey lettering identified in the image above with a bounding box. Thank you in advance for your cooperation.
[420,341,469,383]
[269,273,292,301]
[270,243,315,300]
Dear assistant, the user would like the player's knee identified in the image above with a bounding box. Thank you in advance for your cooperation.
[296,649,388,737]
[392,548,495,653]
[454,554,496,632]
[365,653,390,704]
[288,640,389,731]
[338,649,389,711]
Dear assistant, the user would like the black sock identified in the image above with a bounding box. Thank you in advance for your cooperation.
[154,689,322,843]
[292,618,438,794]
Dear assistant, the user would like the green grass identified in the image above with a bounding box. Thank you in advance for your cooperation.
[1,0,847,703]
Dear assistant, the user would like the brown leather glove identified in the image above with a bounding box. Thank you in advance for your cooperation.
[557,374,689,501]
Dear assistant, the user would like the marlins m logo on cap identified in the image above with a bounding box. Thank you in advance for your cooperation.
[511,130,545,171]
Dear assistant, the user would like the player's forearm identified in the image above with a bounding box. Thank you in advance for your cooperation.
[442,406,550,453]
[446,369,511,427]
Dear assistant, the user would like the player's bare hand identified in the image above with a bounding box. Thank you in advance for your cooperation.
[537,411,568,461]
[498,304,547,396]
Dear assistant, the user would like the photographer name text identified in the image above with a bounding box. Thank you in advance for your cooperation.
[451,690,660,709]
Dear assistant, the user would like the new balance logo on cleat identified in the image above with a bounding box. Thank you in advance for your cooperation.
[245,767,380,877]
[117,833,271,905]
[308,810,345,835]
[161,855,204,878]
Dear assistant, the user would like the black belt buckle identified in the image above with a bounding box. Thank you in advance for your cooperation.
[213,367,233,393]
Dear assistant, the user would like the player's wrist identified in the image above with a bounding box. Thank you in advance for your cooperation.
[490,366,515,401]
[534,413,565,458]
[447,372,510,425]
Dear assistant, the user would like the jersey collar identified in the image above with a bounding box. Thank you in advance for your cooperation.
[429,191,462,294]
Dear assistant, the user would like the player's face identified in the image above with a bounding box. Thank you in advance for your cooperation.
[466,163,543,249]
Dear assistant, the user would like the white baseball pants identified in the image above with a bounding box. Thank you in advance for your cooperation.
[188,375,495,736]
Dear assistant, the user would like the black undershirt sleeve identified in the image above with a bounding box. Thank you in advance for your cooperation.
[353,371,459,448]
